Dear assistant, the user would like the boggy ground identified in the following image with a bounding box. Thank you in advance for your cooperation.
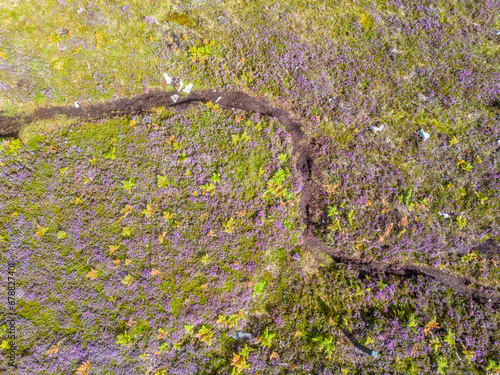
[2,87,499,307]
[2,0,500,373]
[1,87,500,374]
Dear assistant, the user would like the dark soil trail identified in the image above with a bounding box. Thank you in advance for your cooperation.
[2,87,499,308]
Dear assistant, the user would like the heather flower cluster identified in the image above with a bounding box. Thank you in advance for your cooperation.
[1,103,499,374]
[182,0,500,286]
[1,0,500,373]
[0,104,302,374]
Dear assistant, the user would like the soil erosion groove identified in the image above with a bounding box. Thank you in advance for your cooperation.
[1,88,499,308]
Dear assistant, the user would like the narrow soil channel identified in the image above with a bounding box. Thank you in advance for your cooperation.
[2,87,499,308]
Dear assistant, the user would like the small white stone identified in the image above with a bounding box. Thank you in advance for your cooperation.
[74,101,80,108]
[403,71,416,81]
[215,96,222,103]
[418,128,430,141]
[417,93,429,102]
[163,73,172,85]
[497,139,500,146]
[177,79,183,92]
[77,7,85,15]
[371,124,385,132]
[438,212,450,219]
[182,83,193,94]
[171,94,179,103]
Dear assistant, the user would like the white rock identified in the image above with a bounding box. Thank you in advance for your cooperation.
[418,129,430,141]
[231,332,253,340]
[403,71,416,81]
[177,79,183,92]
[74,101,80,108]
[171,94,179,103]
[497,139,500,146]
[217,16,230,25]
[371,124,385,132]
[417,93,429,102]
[215,96,222,103]
[77,7,85,15]
[438,212,450,219]
[163,73,172,85]
[182,83,193,94]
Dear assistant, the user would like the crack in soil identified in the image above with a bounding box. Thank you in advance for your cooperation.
[2,88,499,308]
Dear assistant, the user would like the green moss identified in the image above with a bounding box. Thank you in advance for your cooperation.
[222,280,234,293]
[25,133,46,150]
[17,300,58,331]
[170,295,184,318]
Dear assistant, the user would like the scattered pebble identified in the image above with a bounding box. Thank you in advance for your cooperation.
[231,331,253,340]
[74,101,80,108]
[497,139,500,146]
[403,71,417,82]
[438,212,450,219]
[182,83,193,94]
[177,79,184,92]
[371,124,385,133]
[76,7,85,15]
[55,28,69,36]
[418,128,430,141]
[215,96,222,103]
[163,73,172,85]
[171,94,179,103]
[417,93,429,102]
[217,16,231,25]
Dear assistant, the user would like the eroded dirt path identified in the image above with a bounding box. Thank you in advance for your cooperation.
[2,88,499,308]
